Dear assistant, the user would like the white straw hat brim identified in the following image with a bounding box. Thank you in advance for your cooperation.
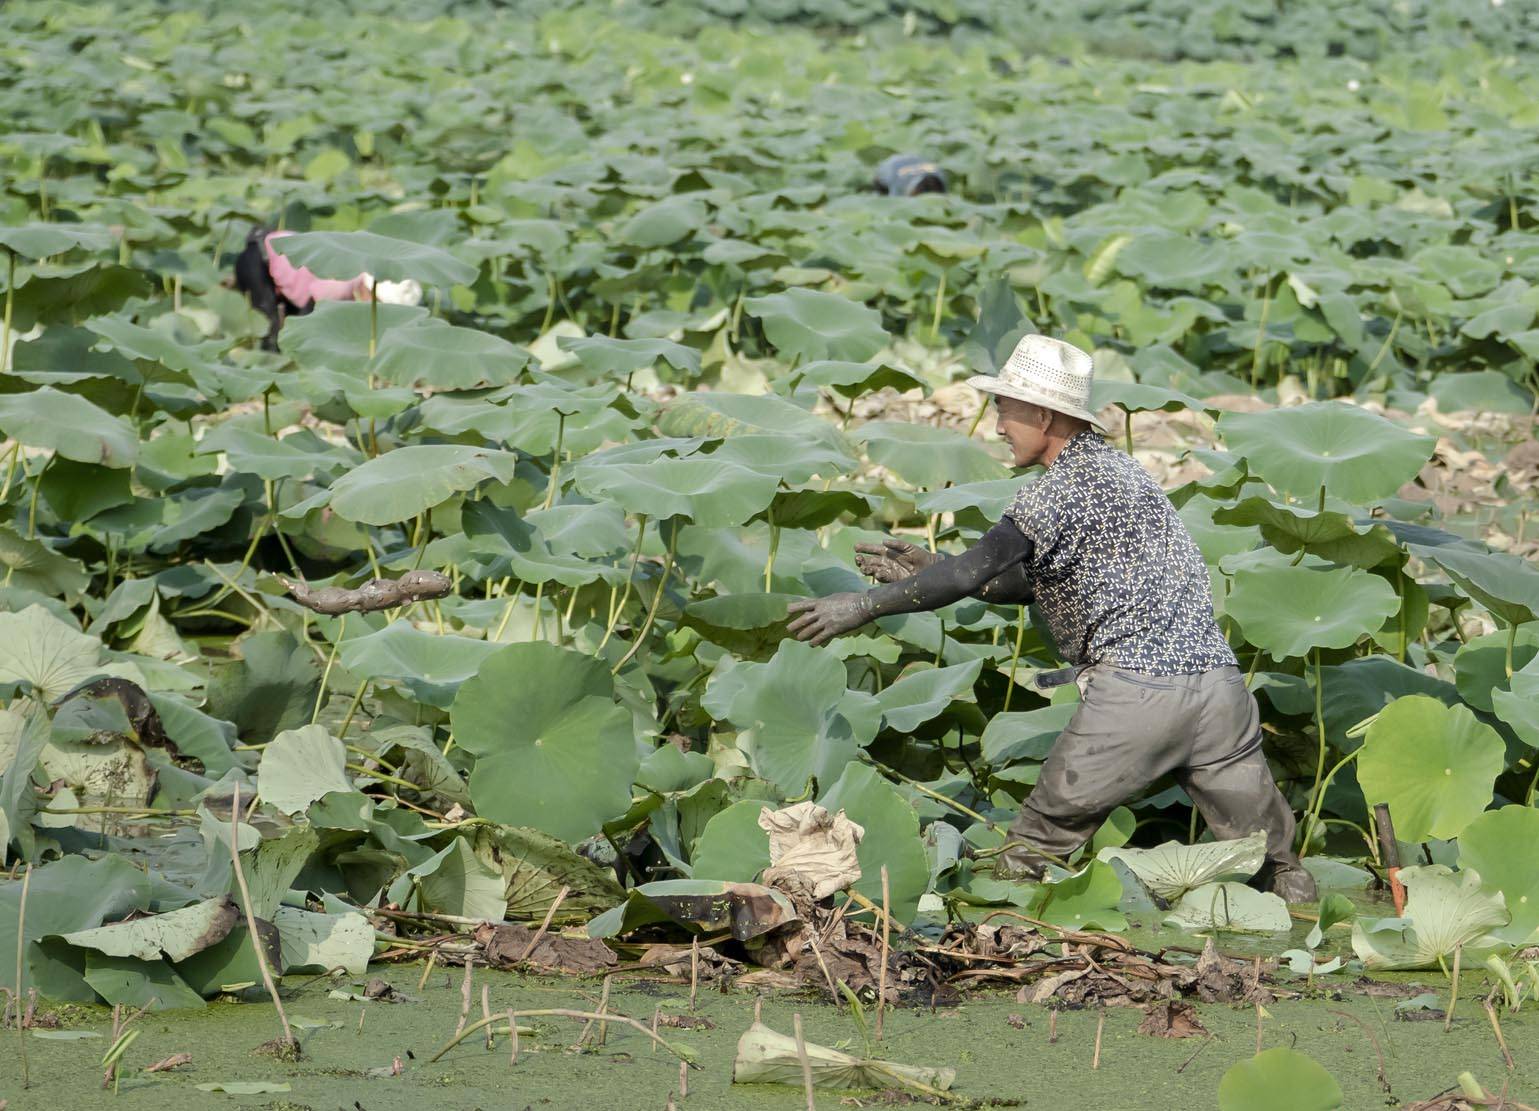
[966,374,1108,433]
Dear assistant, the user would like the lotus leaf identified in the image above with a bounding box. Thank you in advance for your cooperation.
[744,288,888,363]
[470,824,624,923]
[792,359,923,398]
[586,879,796,941]
[818,763,930,925]
[1030,860,1127,931]
[451,642,637,843]
[1225,565,1399,659]
[1097,832,1267,901]
[372,319,530,389]
[1218,1048,1343,1111]
[690,799,774,884]
[1351,865,1509,970]
[1219,402,1436,504]
[618,195,706,248]
[396,835,507,923]
[0,222,114,259]
[83,952,205,1010]
[575,457,779,527]
[1166,882,1291,932]
[1492,656,1539,747]
[257,725,352,816]
[557,334,700,380]
[312,446,520,526]
[874,660,983,732]
[339,620,503,709]
[271,906,373,975]
[1429,547,1539,628]
[280,300,429,373]
[1453,626,1539,713]
[203,631,321,743]
[1456,806,1539,944]
[268,230,477,286]
[714,640,881,797]
[1213,496,1402,569]
[0,387,137,468]
[0,605,103,701]
[58,897,238,963]
[854,421,1011,489]
[1356,695,1505,842]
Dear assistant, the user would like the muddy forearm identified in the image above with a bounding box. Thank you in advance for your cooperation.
[865,521,1033,618]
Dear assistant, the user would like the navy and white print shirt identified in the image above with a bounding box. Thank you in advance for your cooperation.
[1004,430,1236,675]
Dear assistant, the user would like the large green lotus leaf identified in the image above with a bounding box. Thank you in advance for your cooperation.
[1092,380,1217,417]
[0,527,90,600]
[59,897,237,963]
[745,288,888,363]
[1218,402,1435,504]
[819,763,930,925]
[705,435,857,485]
[0,387,137,468]
[268,230,477,286]
[1317,656,1459,753]
[461,500,623,587]
[1356,696,1505,842]
[83,951,206,1010]
[1430,371,1534,415]
[1029,860,1126,931]
[0,854,155,998]
[660,392,850,453]
[681,594,798,656]
[979,704,1078,766]
[1454,626,1539,713]
[854,422,1011,489]
[874,660,983,732]
[339,620,503,709]
[1097,832,1267,901]
[759,488,873,530]
[1115,231,1232,292]
[393,835,507,923]
[451,643,637,843]
[203,631,321,743]
[720,640,882,796]
[1351,865,1509,970]
[280,300,429,373]
[38,457,134,524]
[1213,496,1402,569]
[915,477,1025,520]
[557,334,701,380]
[0,709,47,862]
[1166,882,1291,932]
[1459,806,1539,944]
[237,826,321,920]
[314,446,520,526]
[690,799,773,883]
[618,195,707,248]
[416,383,625,457]
[0,222,114,259]
[1429,547,1539,627]
[792,360,923,399]
[1226,564,1398,659]
[1218,1048,1343,1111]
[574,457,778,526]
[636,745,713,795]
[1492,657,1539,748]
[257,725,352,817]
[271,906,372,975]
[195,425,349,482]
[528,502,630,559]
[373,319,530,389]
[0,605,103,701]
[470,824,624,923]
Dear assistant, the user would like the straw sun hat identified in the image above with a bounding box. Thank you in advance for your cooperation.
[966,334,1106,432]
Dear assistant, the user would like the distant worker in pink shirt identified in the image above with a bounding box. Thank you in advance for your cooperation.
[233,227,420,350]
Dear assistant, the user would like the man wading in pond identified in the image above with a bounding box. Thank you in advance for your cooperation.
[786,335,1317,903]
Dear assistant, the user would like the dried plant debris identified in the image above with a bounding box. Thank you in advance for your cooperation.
[1137,1000,1209,1039]
[732,1021,955,1095]
[476,922,618,975]
[278,570,453,615]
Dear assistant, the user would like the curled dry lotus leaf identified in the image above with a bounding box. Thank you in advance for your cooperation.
[732,1021,954,1094]
[59,897,239,964]
[1098,831,1267,901]
[757,800,864,900]
[1351,865,1509,971]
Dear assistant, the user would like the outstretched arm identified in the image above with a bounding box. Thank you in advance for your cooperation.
[787,521,1034,645]
[855,537,1034,605]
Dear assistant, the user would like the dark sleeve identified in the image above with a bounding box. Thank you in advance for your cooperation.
[865,520,1034,618]
[975,561,1034,605]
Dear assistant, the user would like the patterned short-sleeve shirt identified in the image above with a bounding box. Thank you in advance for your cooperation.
[1004,430,1235,675]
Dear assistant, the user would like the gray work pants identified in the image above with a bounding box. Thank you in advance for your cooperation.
[1003,665,1305,890]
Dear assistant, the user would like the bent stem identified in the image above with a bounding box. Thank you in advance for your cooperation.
[428,1008,697,1066]
[612,521,678,674]
[230,783,296,1051]
[1299,748,1361,858]
[597,515,648,652]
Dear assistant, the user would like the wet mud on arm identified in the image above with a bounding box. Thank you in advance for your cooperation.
[865,521,1033,618]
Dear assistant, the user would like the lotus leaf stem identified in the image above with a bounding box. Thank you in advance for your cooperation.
[312,614,345,724]
[1299,647,1328,854]
[1002,606,1027,712]
[1,250,13,376]
[24,452,51,539]
[611,521,677,674]
[229,783,296,1051]
[14,862,29,1088]
[1298,748,1361,860]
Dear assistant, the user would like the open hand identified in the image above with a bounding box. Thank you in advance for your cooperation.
[786,592,874,646]
[854,538,936,583]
